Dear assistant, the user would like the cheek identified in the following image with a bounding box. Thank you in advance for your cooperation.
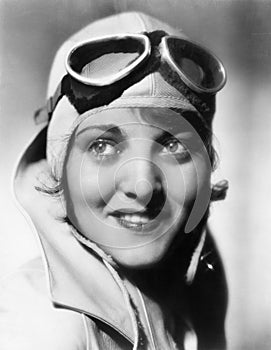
[164,158,210,207]
[71,155,117,209]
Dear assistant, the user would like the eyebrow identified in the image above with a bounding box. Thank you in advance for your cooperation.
[76,124,125,137]
[154,128,194,143]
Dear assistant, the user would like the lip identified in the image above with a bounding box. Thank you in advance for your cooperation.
[111,208,147,214]
[110,206,164,218]
[110,215,161,233]
[108,207,166,234]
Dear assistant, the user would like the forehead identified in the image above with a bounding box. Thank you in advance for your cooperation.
[75,107,198,136]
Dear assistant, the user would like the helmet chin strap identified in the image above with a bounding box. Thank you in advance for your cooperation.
[185,228,206,285]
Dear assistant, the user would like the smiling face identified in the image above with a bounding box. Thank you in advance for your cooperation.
[62,107,211,268]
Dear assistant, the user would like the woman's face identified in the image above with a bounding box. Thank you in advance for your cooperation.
[63,107,211,268]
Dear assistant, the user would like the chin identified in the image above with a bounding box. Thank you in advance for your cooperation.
[103,240,172,270]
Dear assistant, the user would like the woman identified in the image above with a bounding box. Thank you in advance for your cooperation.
[0,12,228,350]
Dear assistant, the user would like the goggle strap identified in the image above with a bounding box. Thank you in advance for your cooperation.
[33,76,68,125]
[47,77,68,119]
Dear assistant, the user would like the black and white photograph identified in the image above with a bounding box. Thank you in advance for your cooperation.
[0,1,271,349]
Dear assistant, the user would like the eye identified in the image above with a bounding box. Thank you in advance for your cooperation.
[161,138,190,159]
[89,139,119,158]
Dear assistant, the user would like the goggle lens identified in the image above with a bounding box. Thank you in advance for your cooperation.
[81,52,140,80]
[67,36,149,86]
[164,37,226,92]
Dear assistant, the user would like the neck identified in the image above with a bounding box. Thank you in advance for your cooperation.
[119,237,188,305]
[119,219,208,305]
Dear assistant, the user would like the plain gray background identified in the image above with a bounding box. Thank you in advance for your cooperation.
[1,1,271,349]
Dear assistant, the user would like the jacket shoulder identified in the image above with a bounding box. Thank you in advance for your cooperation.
[0,258,86,350]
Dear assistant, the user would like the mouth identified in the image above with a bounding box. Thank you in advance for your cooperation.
[109,208,163,232]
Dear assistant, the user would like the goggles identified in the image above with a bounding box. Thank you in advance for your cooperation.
[67,33,226,93]
[35,33,226,123]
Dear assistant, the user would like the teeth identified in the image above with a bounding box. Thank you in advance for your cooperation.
[120,214,149,224]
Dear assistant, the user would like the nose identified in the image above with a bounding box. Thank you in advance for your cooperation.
[115,157,163,204]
